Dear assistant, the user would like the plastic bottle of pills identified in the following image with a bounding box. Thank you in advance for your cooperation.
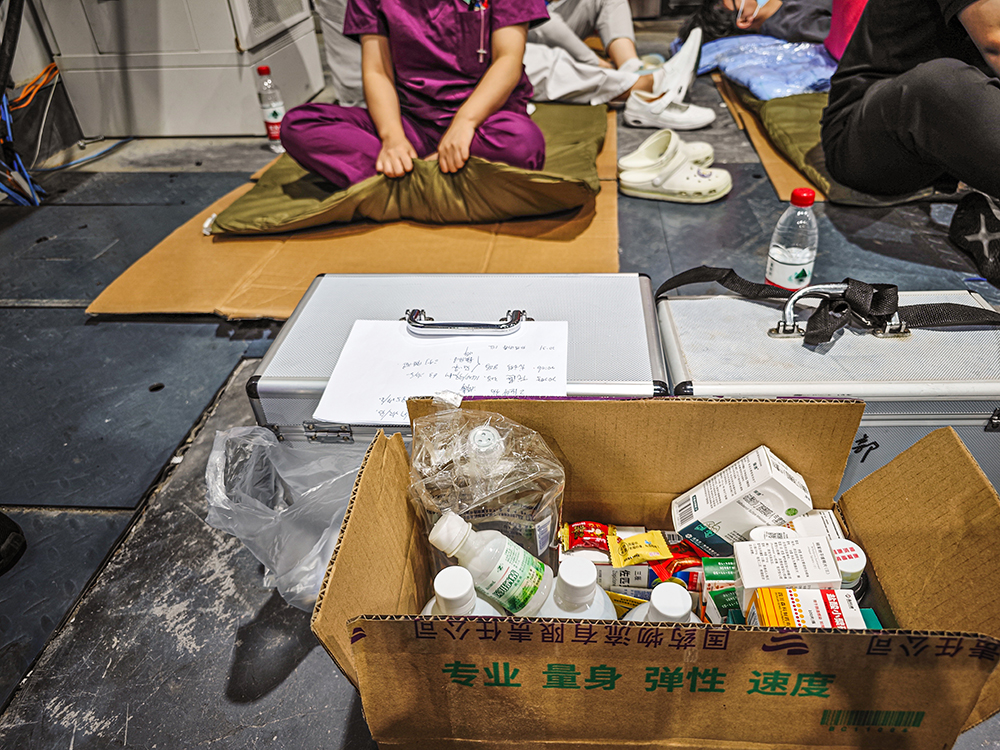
[623,581,702,623]
[421,566,504,616]
[429,512,553,616]
[537,558,617,619]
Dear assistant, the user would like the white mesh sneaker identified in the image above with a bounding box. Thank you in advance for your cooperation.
[624,89,716,131]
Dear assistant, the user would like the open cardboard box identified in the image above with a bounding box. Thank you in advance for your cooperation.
[312,398,1000,749]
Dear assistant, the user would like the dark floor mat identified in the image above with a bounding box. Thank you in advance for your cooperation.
[0,309,248,508]
[43,171,250,207]
[0,361,377,750]
[0,507,133,710]
[0,172,253,304]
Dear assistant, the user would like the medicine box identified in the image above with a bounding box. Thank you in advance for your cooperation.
[670,445,813,556]
[784,508,845,541]
[747,588,866,629]
[733,536,842,612]
[313,398,1000,750]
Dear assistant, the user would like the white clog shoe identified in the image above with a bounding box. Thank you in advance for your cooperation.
[619,150,732,203]
[624,89,716,130]
[617,128,714,174]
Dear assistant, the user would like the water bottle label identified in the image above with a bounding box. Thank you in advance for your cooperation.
[262,104,285,141]
[766,256,814,290]
[478,538,544,613]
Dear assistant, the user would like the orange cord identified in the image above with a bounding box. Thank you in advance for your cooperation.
[10,63,59,111]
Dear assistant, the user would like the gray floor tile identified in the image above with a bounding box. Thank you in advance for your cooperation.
[0,507,133,710]
[0,361,377,750]
[0,204,216,304]
[44,172,250,207]
[0,309,247,509]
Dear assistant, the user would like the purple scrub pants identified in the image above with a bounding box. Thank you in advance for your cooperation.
[281,103,546,189]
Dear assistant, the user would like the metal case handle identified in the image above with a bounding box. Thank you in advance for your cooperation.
[768,283,849,338]
[405,309,528,336]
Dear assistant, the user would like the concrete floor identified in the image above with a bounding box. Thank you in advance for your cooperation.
[1,15,999,749]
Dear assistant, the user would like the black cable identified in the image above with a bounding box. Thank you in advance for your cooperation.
[0,0,26,92]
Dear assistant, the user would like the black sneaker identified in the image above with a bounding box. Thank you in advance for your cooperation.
[0,511,27,577]
[949,191,1000,286]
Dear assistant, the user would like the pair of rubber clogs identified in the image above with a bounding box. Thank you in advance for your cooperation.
[617,129,732,204]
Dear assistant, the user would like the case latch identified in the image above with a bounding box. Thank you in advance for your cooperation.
[304,422,354,443]
[987,408,1000,433]
[872,312,910,338]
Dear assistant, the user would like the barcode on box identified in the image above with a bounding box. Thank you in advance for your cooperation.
[821,710,925,728]
[675,498,695,528]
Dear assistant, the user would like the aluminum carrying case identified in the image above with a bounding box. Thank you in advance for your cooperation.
[656,277,1000,496]
[248,273,668,442]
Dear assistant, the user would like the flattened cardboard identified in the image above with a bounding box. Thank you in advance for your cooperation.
[714,73,828,202]
[86,111,619,321]
[839,427,1000,730]
[311,431,429,688]
[352,617,994,750]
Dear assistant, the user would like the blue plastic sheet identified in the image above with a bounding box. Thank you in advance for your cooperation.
[671,34,839,99]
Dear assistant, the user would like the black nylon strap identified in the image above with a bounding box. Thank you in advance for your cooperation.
[656,266,1000,344]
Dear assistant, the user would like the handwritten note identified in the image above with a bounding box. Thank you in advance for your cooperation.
[313,320,569,425]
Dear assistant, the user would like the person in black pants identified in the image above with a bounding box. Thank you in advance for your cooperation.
[1,511,26,577]
[820,0,1000,285]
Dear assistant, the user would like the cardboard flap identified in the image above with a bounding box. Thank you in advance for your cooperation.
[408,398,866,517]
[351,616,998,750]
[311,431,431,687]
[839,427,1000,727]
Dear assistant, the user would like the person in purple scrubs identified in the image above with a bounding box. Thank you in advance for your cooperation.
[281,0,550,189]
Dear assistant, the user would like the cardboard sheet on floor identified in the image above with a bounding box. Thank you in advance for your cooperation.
[86,111,619,321]
[714,73,827,202]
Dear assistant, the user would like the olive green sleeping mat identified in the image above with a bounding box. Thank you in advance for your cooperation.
[731,84,957,207]
[211,103,607,234]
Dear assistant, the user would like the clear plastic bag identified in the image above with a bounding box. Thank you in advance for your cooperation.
[205,427,367,611]
[409,402,565,558]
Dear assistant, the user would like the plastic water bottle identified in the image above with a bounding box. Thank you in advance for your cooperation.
[536,558,617,619]
[420,566,504,616]
[256,65,286,154]
[765,187,818,290]
[428,512,553,616]
[622,581,702,622]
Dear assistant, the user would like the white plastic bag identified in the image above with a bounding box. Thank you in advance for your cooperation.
[205,427,367,611]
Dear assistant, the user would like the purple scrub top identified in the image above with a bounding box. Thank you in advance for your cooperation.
[344,0,548,129]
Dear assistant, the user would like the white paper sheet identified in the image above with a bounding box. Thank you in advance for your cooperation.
[313,320,569,425]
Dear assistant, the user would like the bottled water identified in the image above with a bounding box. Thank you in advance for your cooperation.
[256,65,286,154]
[765,187,818,290]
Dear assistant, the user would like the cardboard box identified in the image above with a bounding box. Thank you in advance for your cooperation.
[312,398,1000,749]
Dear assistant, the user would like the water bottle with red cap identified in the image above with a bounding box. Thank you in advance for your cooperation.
[765,187,819,290]
[256,65,285,154]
